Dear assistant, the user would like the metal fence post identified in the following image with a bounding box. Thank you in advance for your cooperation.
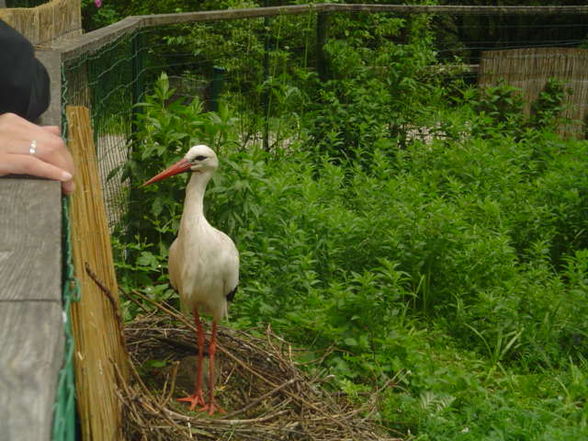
[263,13,271,151]
[210,66,226,112]
[316,11,330,82]
[131,31,144,137]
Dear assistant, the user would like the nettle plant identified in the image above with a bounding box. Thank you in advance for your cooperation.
[466,78,572,139]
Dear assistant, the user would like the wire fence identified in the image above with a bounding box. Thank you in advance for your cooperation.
[54,5,588,230]
[61,10,321,229]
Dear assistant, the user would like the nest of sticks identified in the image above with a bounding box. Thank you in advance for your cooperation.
[119,297,400,441]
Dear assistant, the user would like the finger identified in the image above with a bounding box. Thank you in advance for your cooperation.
[0,114,75,184]
[0,153,73,182]
[41,126,61,136]
[32,137,75,176]
[62,179,75,195]
[0,115,72,171]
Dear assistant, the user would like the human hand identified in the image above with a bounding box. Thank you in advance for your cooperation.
[0,112,75,194]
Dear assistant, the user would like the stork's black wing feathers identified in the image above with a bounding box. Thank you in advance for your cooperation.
[226,285,238,302]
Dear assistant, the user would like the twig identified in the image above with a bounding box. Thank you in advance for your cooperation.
[124,287,162,315]
[162,361,180,407]
[224,378,299,418]
[193,410,290,425]
[85,262,128,346]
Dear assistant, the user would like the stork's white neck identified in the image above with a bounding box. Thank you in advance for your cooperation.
[179,171,213,233]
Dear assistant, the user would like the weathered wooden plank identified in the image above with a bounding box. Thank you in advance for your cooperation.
[137,3,318,27]
[0,302,63,441]
[0,179,61,301]
[53,16,142,62]
[0,178,64,441]
[36,49,63,128]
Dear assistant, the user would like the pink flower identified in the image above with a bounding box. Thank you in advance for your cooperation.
[94,0,102,7]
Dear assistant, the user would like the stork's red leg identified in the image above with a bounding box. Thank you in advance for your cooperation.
[202,320,225,415]
[177,308,207,410]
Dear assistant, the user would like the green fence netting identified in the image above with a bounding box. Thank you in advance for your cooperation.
[52,198,79,441]
[61,9,588,232]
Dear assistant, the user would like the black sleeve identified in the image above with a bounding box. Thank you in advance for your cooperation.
[0,20,50,122]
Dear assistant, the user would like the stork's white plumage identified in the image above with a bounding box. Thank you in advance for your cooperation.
[143,145,239,415]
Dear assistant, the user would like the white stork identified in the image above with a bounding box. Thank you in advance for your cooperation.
[143,145,239,415]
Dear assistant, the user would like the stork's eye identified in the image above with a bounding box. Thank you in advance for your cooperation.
[194,155,207,162]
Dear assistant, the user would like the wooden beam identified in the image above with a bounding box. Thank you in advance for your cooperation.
[52,16,142,62]
[36,49,63,127]
[0,178,64,441]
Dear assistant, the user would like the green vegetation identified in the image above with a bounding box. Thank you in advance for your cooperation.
[106,5,588,441]
[116,72,588,439]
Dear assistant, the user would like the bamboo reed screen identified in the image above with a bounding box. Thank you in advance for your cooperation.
[0,0,81,45]
[67,106,129,441]
[478,47,588,138]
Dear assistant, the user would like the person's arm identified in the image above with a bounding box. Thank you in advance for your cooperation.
[0,20,50,122]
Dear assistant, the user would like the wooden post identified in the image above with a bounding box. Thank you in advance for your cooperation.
[0,179,64,441]
[316,11,330,82]
[36,48,63,128]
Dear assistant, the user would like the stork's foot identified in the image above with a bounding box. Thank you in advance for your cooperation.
[201,400,226,416]
[177,391,206,411]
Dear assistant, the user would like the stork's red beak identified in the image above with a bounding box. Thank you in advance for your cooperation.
[142,158,191,186]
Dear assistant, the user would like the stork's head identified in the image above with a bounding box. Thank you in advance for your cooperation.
[142,145,218,186]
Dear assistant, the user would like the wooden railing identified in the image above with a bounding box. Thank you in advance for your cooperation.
[0,178,64,440]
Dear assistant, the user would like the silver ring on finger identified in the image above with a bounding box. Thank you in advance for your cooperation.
[29,139,38,156]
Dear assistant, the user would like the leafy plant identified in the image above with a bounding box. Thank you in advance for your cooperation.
[529,78,572,130]
[112,14,588,441]
[467,78,573,139]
